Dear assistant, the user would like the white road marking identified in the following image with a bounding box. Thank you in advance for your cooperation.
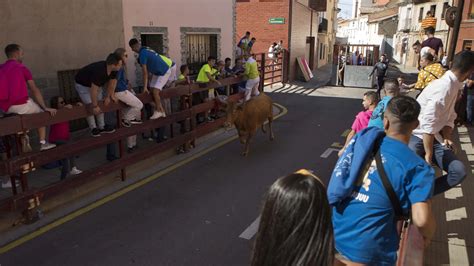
[448,237,469,265]
[444,187,464,200]
[446,207,468,221]
[320,148,339,158]
[239,216,261,240]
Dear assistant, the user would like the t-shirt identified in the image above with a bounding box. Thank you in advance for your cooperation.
[138,47,169,76]
[351,110,373,133]
[178,74,185,81]
[244,57,259,79]
[115,67,128,92]
[421,37,443,54]
[333,136,434,264]
[196,64,217,83]
[0,59,32,111]
[49,121,70,143]
[75,61,118,88]
[414,62,445,90]
[367,96,391,129]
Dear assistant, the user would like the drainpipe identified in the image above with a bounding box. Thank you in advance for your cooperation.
[447,0,464,62]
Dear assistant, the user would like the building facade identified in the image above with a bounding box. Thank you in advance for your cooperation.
[0,0,125,100]
[236,0,336,81]
[455,0,474,52]
[122,0,235,86]
[0,0,235,96]
[393,0,452,67]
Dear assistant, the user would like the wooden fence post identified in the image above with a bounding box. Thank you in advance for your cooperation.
[259,53,266,92]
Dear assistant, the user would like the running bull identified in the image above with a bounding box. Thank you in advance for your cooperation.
[220,93,275,156]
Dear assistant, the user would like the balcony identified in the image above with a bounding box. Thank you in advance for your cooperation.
[309,0,327,12]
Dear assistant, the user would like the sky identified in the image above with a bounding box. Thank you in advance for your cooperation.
[338,0,353,19]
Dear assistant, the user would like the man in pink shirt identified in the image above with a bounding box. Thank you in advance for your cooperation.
[338,91,379,156]
[0,44,57,151]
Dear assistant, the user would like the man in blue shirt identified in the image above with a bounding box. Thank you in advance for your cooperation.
[329,96,436,265]
[367,79,400,129]
[129,38,175,120]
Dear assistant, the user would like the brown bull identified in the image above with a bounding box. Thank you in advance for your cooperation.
[222,93,274,156]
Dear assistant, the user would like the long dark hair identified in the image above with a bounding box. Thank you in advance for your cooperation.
[251,170,334,266]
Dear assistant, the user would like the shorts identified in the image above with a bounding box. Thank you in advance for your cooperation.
[168,64,177,84]
[150,68,172,90]
[7,98,43,115]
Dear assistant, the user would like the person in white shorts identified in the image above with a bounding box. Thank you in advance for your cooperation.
[113,48,144,152]
[129,38,175,120]
[243,54,261,101]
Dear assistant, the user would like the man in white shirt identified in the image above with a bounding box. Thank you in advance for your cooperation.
[409,50,474,195]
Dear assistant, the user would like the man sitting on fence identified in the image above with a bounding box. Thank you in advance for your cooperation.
[329,96,436,265]
[0,44,57,151]
[75,53,121,137]
[129,38,176,120]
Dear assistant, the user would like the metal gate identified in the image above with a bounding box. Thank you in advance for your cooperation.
[184,34,218,75]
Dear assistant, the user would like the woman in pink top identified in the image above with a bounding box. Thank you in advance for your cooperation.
[49,96,82,179]
[338,91,379,157]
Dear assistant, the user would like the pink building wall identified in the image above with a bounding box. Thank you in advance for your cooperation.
[122,0,235,86]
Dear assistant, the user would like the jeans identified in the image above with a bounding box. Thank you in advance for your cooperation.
[75,83,105,130]
[409,135,467,195]
[104,112,118,160]
[467,93,473,123]
[54,140,75,180]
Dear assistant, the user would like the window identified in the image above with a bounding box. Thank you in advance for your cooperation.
[319,43,323,60]
[419,7,424,22]
[140,34,164,54]
[430,5,436,16]
[470,1,474,19]
[185,34,218,75]
[442,2,449,19]
[463,40,473,51]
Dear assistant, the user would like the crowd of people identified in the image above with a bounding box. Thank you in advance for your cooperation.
[0,35,267,187]
[251,50,474,265]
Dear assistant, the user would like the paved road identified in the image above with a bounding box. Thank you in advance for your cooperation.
[2,85,473,265]
[0,90,357,266]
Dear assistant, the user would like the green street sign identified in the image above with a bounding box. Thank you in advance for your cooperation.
[269,18,285,24]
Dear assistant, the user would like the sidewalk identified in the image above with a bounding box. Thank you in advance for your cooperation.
[290,63,333,89]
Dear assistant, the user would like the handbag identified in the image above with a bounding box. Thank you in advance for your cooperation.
[374,150,424,265]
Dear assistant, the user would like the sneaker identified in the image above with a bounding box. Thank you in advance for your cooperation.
[91,128,101,137]
[69,167,83,175]
[127,146,136,153]
[1,179,19,189]
[101,125,116,134]
[150,111,166,120]
[130,119,143,125]
[121,120,131,128]
[40,142,56,151]
[207,117,215,123]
